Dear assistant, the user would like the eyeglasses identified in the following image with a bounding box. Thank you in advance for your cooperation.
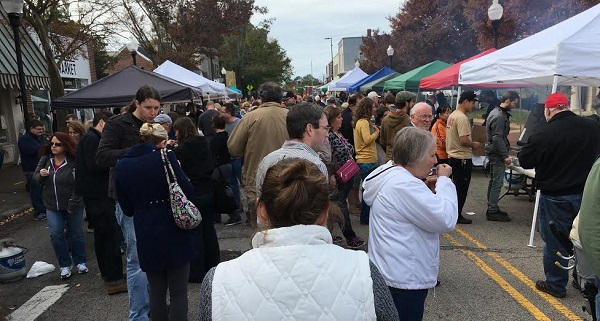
[320,125,331,131]
[50,142,63,147]
[417,114,433,120]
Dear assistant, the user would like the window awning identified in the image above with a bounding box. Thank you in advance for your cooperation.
[0,8,50,90]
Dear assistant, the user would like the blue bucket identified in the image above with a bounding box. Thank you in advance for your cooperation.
[0,239,28,282]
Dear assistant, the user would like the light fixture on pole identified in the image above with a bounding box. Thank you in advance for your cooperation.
[2,0,29,130]
[324,37,333,81]
[221,67,226,86]
[488,0,504,49]
[386,45,394,68]
[126,36,139,66]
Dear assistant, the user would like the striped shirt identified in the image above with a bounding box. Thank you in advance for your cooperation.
[256,140,329,196]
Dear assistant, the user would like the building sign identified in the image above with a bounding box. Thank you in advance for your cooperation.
[28,31,92,83]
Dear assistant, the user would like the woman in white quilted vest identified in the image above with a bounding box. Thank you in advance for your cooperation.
[199,158,399,320]
[363,127,458,321]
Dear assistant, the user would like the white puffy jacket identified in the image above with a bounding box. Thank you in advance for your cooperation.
[211,225,377,320]
[362,162,458,290]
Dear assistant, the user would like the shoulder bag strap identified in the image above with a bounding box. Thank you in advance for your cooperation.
[161,149,176,184]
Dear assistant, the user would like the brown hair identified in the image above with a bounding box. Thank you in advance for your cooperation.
[212,114,227,130]
[40,132,77,158]
[259,158,332,229]
[352,97,374,128]
[324,105,341,126]
[173,117,198,142]
[66,121,85,136]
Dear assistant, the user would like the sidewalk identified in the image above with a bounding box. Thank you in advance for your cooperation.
[0,164,32,220]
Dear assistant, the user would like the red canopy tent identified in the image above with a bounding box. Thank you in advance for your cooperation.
[419,49,497,89]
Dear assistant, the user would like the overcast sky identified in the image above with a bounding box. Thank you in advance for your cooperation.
[251,0,401,81]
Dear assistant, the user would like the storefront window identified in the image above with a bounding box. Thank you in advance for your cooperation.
[32,90,52,135]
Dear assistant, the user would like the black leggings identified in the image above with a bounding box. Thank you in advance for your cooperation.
[146,263,190,321]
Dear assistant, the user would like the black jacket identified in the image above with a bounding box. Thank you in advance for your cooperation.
[518,111,600,195]
[340,107,355,147]
[485,107,511,158]
[96,112,144,199]
[18,132,47,172]
[34,156,82,212]
[76,127,110,198]
[210,131,231,166]
[482,98,501,126]
[174,137,215,194]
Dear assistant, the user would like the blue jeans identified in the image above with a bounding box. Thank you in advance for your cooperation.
[46,208,86,267]
[486,155,505,213]
[388,287,428,321]
[115,202,149,321]
[538,193,582,296]
[230,158,242,209]
[358,163,377,224]
[25,172,45,215]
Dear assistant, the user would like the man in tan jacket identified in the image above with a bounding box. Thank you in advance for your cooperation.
[228,82,289,224]
[380,91,416,161]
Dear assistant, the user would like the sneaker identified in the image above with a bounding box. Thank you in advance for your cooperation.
[60,266,72,280]
[34,213,47,221]
[457,216,473,224]
[77,263,89,274]
[486,211,511,222]
[106,279,128,295]
[225,216,242,226]
[332,236,344,244]
[346,237,365,249]
[535,280,566,298]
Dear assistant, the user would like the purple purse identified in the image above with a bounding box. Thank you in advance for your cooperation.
[161,149,201,229]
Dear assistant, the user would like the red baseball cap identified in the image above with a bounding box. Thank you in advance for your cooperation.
[545,92,569,109]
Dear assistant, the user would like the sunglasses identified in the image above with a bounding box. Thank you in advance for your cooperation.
[50,142,63,147]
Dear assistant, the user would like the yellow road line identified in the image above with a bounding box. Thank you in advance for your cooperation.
[453,226,582,321]
[444,234,551,321]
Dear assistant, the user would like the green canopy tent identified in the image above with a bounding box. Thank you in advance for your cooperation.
[383,60,450,91]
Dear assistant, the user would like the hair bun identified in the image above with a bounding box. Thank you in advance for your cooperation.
[139,122,168,140]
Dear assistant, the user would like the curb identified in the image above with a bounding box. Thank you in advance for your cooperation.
[0,205,33,222]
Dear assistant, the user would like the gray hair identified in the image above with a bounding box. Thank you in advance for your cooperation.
[392,127,436,167]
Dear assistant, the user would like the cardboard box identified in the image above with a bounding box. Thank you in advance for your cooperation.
[471,124,487,156]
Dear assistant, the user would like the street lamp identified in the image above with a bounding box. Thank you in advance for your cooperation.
[2,0,29,129]
[221,67,226,86]
[488,0,504,48]
[126,36,139,66]
[324,37,333,81]
[386,45,394,68]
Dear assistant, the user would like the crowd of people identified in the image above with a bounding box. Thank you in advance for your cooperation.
[16,80,600,320]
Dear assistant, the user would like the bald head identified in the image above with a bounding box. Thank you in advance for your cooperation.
[410,102,433,130]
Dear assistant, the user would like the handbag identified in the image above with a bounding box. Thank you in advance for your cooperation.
[212,164,237,214]
[161,149,201,229]
[334,132,359,183]
[335,158,359,184]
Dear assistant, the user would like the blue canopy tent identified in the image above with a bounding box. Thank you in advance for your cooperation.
[347,67,395,93]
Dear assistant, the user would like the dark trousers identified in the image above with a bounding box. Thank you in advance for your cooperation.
[189,192,221,283]
[25,172,45,215]
[388,286,428,321]
[337,176,357,240]
[84,197,124,282]
[448,158,473,216]
[146,263,190,321]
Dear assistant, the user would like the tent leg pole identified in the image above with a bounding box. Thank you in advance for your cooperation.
[551,75,559,93]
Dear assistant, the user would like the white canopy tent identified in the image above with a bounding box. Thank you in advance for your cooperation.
[154,60,227,97]
[459,3,600,90]
[328,67,369,92]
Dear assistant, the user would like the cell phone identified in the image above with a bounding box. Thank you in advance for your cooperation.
[428,167,437,176]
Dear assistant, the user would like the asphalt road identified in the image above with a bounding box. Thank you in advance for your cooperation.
[0,169,593,321]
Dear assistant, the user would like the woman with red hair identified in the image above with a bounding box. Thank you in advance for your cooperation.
[34,132,87,280]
